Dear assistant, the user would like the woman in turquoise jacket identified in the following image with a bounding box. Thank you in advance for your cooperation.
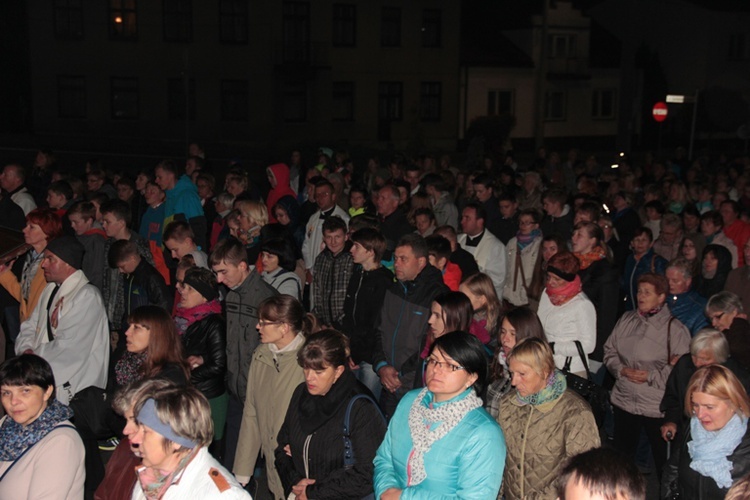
[374,331,506,499]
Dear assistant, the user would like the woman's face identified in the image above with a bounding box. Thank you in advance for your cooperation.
[425,348,477,403]
[122,406,141,457]
[23,222,48,247]
[708,308,738,331]
[428,302,447,338]
[518,215,538,236]
[546,272,567,290]
[415,215,433,235]
[458,284,485,312]
[500,318,517,357]
[239,213,256,232]
[571,228,595,254]
[304,364,344,396]
[636,283,665,313]
[256,318,288,348]
[509,359,547,398]
[226,180,243,196]
[542,241,559,263]
[691,391,736,432]
[130,424,182,470]
[125,322,151,353]
[179,283,207,309]
[261,252,280,273]
[1,384,53,427]
[631,234,651,256]
[703,252,718,274]
[274,208,290,226]
[681,239,696,261]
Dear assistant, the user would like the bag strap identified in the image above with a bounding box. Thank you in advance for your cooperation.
[343,394,385,468]
[667,316,675,362]
[0,424,77,482]
[650,254,656,273]
[563,341,594,382]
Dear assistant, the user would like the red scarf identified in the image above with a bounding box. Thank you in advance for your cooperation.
[173,300,222,336]
[546,275,582,306]
[575,246,606,270]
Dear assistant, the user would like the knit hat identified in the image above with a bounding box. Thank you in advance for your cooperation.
[44,236,85,270]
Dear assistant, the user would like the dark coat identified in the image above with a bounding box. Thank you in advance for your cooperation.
[725,318,750,373]
[182,313,227,399]
[579,258,619,361]
[379,208,413,259]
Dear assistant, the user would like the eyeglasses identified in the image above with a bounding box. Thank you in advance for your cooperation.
[710,312,725,322]
[257,320,283,328]
[426,358,465,372]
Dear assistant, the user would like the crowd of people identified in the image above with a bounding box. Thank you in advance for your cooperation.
[1,144,750,499]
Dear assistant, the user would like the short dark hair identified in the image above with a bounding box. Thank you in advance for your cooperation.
[644,199,666,215]
[48,180,73,200]
[261,238,297,272]
[498,192,517,203]
[350,228,387,262]
[422,173,446,192]
[701,210,723,229]
[543,187,568,205]
[425,234,452,261]
[155,159,180,176]
[576,201,601,223]
[108,239,139,268]
[471,173,493,190]
[322,215,347,235]
[314,179,334,193]
[67,200,96,220]
[413,207,435,222]
[116,176,136,191]
[463,201,487,222]
[633,226,654,242]
[396,233,429,260]
[298,329,349,370]
[0,354,56,399]
[209,237,249,267]
[348,214,380,233]
[556,448,645,500]
[518,208,541,224]
[100,199,132,225]
[163,220,195,243]
[429,331,488,395]
[721,199,741,215]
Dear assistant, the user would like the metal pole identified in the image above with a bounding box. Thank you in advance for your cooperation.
[688,89,698,161]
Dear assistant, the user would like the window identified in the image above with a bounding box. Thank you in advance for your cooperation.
[544,91,566,121]
[729,34,750,60]
[221,80,249,121]
[422,9,441,48]
[283,2,310,63]
[487,90,514,116]
[381,7,400,47]
[283,83,307,122]
[592,89,617,120]
[548,34,576,58]
[219,0,248,44]
[54,0,83,40]
[111,78,138,119]
[58,76,86,118]
[168,78,195,120]
[420,82,441,121]
[332,82,354,121]
[109,0,138,40]
[333,4,356,47]
[378,82,402,121]
[163,0,192,42]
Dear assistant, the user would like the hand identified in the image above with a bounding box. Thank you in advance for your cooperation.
[284,444,292,457]
[292,478,316,500]
[669,355,681,366]
[378,366,402,393]
[23,349,34,355]
[661,422,677,441]
[305,270,313,284]
[186,355,204,369]
[627,369,648,384]
[381,487,402,500]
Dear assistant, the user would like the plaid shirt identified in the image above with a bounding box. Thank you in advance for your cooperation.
[312,246,353,328]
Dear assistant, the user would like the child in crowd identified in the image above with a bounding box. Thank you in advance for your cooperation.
[348,186,368,217]
[67,200,107,291]
[312,216,353,329]
[459,272,502,345]
[46,180,74,217]
[414,208,437,237]
[425,234,462,291]
[163,220,209,269]
[210,191,235,251]
[643,200,664,240]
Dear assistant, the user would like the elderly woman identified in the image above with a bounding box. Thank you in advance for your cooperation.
[130,385,250,499]
[706,291,750,372]
[234,295,312,498]
[0,354,84,499]
[661,329,750,445]
[604,273,691,479]
[275,329,387,499]
[537,251,597,376]
[621,227,668,311]
[374,331,506,499]
[663,365,750,499]
[499,338,600,499]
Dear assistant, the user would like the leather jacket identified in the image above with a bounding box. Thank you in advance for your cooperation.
[182,314,227,399]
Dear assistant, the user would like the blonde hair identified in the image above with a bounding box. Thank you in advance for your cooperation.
[508,337,555,380]
[462,273,501,333]
[236,200,268,228]
[685,365,750,418]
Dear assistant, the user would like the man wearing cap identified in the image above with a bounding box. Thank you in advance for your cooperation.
[15,235,110,405]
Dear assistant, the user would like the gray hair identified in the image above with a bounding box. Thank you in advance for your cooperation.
[666,257,693,279]
[706,291,744,315]
[111,377,177,416]
[690,328,730,363]
[216,191,235,208]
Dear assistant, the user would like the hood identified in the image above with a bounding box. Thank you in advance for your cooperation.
[268,163,291,189]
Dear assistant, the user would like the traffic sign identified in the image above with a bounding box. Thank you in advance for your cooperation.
[653,102,668,122]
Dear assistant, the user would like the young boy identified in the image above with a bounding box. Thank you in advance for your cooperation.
[46,180,74,217]
[163,220,209,268]
[312,216,353,329]
[414,208,437,237]
[643,200,665,240]
[67,200,107,291]
[425,234,462,291]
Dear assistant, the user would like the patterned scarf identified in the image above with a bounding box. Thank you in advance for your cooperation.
[115,350,147,387]
[575,246,607,270]
[638,302,665,318]
[545,275,582,306]
[516,229,541,251]
[136,446,200,500]
[173,300,222,336]
[688,414,748,489]
[0,399,74,461]
[515,369,567,406]
[21,250,43,301]
[407,387,482,486]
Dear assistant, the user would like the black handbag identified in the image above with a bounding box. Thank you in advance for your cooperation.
[562,341,609,427]
[68,385,112,439]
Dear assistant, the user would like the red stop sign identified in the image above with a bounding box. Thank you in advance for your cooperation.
[653,102,668,122]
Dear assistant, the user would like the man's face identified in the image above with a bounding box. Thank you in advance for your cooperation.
[720,202,737,226]
[323,229,347,255]
[405,170,421,190]
[660,225,681,245]
[0,166,19,191]
[461,208,482,236]
[350,242,373,265]
[101,213,125,238]
[376,189,399,217]
[473,183,492,203]
[68,214,91,236]
[117,255,139,275]
[314,186,335,211]
[164,238,189,260]
[87,175,103,192]
[46,191,66,210]
[212,260,249,289]
[666,267,691,295]
[499,200,517,218]
[542,198,562,217]
[117,184,134,202]
[196,179,211,199]
[154,168,176,191]
[144,184,164,206]
[41,251,73,284]
[394,245,425,281]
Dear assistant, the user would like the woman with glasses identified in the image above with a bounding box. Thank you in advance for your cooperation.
[503,208,544,309]
[234,295,313,499]
[374,331,506,499]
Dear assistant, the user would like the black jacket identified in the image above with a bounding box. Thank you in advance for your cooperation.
[579,258,619,361]
[182,314,227,399]
[379,208,414,259]
[341,265,394,364]
[274,371,386,499]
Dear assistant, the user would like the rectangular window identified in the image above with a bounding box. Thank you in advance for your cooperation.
[487,90,514,116]
[163,0,192,42]
[544,91,566,121]
[111,77,138,119]
[420,82,441,121]
[54,0,84,40]
[332,82,354,121]
[422,9,441,48]
[548,34,576,58]
[168,78,195,120]
[283,83,307,122]
[381,7,401,47]
[58,76,86,118]
[283,2,311,63]
[109,0,138,40]
[219,0,248,44]
[591,89,617,120]
[728,34,749,60]
[221,80,249,121]
[332,4,356,47]
[378,82,402,121]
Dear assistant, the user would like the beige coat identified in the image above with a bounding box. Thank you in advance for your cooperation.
[498,389,600,499]
[503,236,541,306]
[233,335,305,499]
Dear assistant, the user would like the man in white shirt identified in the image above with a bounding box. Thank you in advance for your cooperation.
[0,163,37,215]
[457,201,506,299]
